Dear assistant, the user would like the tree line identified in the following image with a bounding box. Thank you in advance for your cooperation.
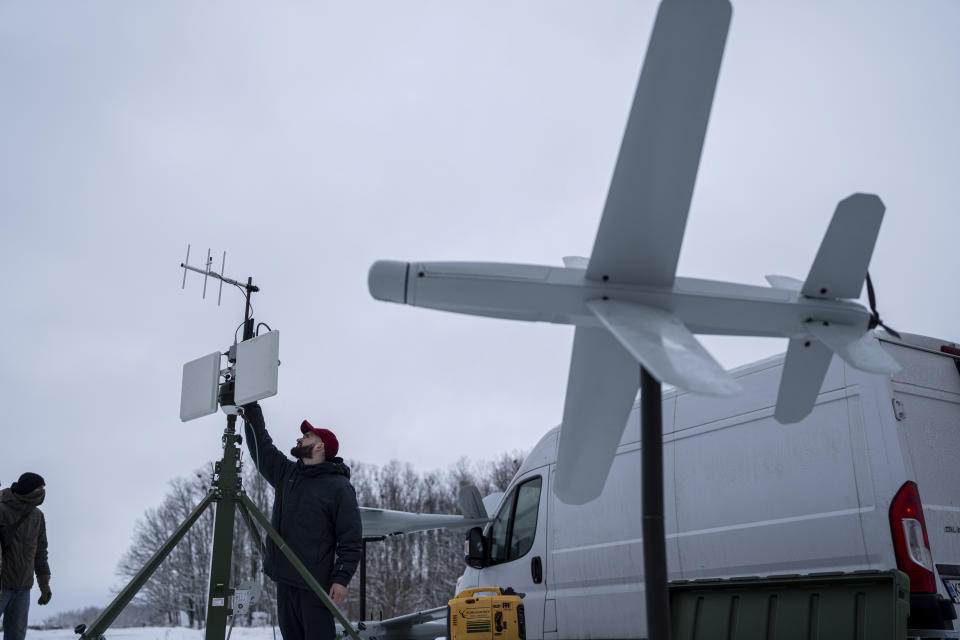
[43,452,523,630]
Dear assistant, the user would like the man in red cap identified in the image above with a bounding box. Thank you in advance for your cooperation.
[240,402,362,640]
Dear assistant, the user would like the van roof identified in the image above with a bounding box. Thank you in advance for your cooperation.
[650,331,959,407]
[513,331,958,483]
[878,331,958,353]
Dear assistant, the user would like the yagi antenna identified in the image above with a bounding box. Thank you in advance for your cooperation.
[180,244,253,306]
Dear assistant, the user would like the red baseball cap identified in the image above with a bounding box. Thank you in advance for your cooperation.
[300,420,339,459]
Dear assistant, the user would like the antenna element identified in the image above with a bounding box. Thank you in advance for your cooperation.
[180,245,258,306]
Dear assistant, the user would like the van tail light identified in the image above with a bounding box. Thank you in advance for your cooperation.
[889,481,937,593]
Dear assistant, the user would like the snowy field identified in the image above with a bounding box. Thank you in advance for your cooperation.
[27,628,279,640]
[26,627,447,640]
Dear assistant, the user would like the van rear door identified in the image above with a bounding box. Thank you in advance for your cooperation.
[884,336,960,605]
[673,357,872,578]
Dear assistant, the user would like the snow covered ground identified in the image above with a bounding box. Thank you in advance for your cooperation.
[28,628,279,640]
[26,626,448,640]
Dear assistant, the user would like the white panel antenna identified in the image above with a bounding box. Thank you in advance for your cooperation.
[234,330,280,406]
[180,352,222,422]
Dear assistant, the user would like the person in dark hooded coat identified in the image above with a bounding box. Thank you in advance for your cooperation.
[0,472,52,640]
[241,402,362,640]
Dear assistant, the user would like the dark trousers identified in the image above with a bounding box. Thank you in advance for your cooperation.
[277,582,335,640]
[0,589,30,640]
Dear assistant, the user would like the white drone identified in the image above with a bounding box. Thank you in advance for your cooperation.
[368,0,901,507]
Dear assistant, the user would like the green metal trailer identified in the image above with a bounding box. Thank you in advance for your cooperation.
[670,570,910,640]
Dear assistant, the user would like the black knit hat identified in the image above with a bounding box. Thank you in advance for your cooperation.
[12,472,45,495]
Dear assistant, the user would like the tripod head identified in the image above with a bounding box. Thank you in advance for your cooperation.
[217,377,238,416]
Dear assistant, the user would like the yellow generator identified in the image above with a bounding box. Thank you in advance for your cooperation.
[447,587,526,640]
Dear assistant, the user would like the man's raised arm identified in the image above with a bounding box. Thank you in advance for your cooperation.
[241,402,292,489]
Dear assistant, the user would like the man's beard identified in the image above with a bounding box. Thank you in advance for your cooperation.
[291,444,314,459]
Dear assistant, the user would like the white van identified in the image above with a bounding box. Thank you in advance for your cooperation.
[457,332,960,638]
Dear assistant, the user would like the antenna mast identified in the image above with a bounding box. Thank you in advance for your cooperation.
[75,249,361,640]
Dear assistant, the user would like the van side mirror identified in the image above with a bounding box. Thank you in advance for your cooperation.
[465,526,487,569]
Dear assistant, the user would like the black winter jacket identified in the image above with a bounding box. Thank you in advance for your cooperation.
[242,403,362,591]
[0,488,50,590]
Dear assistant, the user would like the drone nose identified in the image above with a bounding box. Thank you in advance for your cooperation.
[368,260,409,304]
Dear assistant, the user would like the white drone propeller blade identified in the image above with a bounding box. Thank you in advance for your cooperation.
[555,327,640,505]
[774,338,833,424]
[803,194,885,299]
[807,322,902,375]
[586,0,732,287]
[588,299,741,396]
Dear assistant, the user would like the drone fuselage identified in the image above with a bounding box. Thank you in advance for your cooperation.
[369,260,871,339]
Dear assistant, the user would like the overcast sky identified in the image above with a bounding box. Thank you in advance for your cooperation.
[2,0,958,624]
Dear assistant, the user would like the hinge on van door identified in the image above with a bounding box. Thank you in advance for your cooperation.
[892,398,906,421]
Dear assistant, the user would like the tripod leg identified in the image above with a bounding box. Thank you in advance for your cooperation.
[237,494,363,640]
[78,492,216,640]
[237,499,266,555]
[360,540,366,622]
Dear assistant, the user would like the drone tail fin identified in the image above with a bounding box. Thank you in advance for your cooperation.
[802,194,885,300]
[775,326,902,424]
[807,322,902,375]
[774,338,833,424]
[774,193,898,424]
[458,484,488,520]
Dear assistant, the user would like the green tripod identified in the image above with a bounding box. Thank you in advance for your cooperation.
[77,265,362,640]
[75,414,362,640]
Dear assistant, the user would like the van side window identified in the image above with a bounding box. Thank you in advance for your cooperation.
[509,476,542,559]
[488,491,516,564]
[487,476,543,566]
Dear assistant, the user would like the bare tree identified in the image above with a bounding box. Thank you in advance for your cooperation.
[114,451,525,627]
[343,453,526,620]
[116,469,213,627]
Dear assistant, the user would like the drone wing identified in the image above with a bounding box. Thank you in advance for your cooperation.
[359,507,488,539]
[588,299,741,396]
[348,606,447,638]
[556,0,732,505]
[554,302,741,505]
[585,0,731,286]
[555,327,641,505]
